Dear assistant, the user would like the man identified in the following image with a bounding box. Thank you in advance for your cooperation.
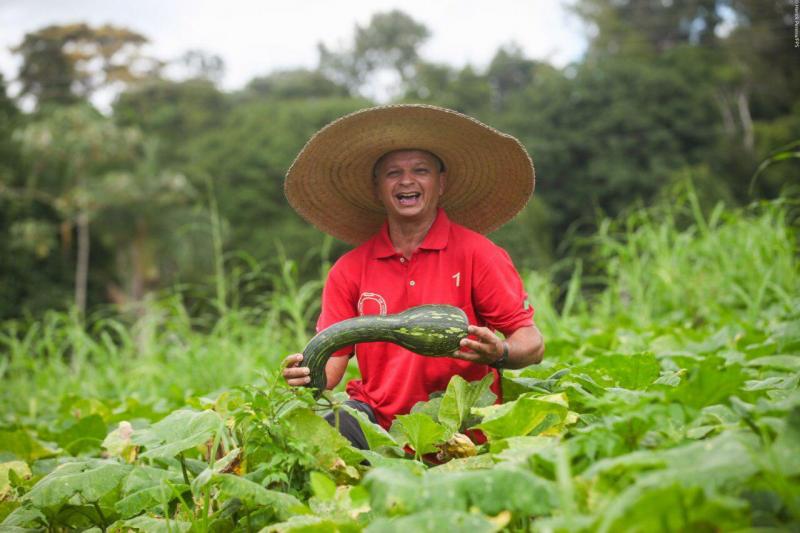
[282,105,544,448]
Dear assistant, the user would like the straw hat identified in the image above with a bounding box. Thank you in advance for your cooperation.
[284,104,534,245]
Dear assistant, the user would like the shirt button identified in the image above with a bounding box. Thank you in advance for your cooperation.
[409,280,415,286]
[400,258,405,263]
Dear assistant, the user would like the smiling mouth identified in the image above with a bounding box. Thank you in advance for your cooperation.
[395,192,421,206]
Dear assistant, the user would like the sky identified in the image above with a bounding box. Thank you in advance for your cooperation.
[0,0,587,104]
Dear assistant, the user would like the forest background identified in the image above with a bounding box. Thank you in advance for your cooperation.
[0,0,797,322]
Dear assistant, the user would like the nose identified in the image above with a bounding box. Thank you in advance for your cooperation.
[398,169,415,184]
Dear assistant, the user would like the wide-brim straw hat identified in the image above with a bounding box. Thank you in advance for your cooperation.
[284,104,534,245]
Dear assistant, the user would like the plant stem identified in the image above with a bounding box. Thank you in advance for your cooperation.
[179,452,191,485]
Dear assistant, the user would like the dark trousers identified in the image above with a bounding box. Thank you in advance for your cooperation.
[323,399,377,450]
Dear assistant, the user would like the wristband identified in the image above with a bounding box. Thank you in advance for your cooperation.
[489,341,509,369]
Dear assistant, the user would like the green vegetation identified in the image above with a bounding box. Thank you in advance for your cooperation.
[1,190,797,531]
[1,1,798,530]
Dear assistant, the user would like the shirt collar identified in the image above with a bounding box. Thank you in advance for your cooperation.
[371,208,451,259]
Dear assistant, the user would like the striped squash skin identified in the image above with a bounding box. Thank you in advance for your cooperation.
[303,304,469,394]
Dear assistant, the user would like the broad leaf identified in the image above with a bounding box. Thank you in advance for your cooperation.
[771,405,800,476]
[365,509,496,533]
[116,515,191,532]
[212,473,309,519]
[133,409,222,459]
[284,408,362,467]
[471,393,568,440]
[342,405,399,451]
[24,459,131,508]
[364,465,556,517]
[390,413,447,457]
[115,466,188,518]
[54,414,107,455]
[438,374,495,434]
[264,514,362,532]
[0,429,57,462]
[575,352,660,390]
[745,355,800,372]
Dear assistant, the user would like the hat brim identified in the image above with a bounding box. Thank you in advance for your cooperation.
[285,104,534,245]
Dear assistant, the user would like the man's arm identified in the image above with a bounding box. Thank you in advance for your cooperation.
[453,324,544,369]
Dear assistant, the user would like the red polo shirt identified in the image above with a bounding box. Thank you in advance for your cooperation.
[316,208,534,429]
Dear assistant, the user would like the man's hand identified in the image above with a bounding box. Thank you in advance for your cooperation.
[452,325,505,365]
[282,353,311,386]
[452,324,545,369]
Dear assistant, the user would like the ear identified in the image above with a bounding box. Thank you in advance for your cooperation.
[438,172,447,196]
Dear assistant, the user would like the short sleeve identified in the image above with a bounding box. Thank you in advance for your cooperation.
[471,243,534,336]
[316,256,359,357]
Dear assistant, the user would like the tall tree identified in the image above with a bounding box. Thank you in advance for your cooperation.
[12,23,161,107]
[16,106,144,315]
[318,10,430,98]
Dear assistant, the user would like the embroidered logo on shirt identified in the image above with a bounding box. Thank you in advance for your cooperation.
[452,272,460,287]
[358,292,387,316]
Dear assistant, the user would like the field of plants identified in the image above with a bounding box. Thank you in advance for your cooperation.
[1,188,798,532]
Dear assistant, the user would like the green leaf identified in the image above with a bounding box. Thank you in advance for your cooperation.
[365,509,496,533]
[665,356,747,409]
[55,414,107,456]
[264,514,362,532]
[429,454,495,472]
[438,374,495,434]
[284,408,361,467]
[114,466,188,518]
[575,352,660,390]
[133,409,222,459]
[409,396,443,421]
[117,515,191,533]
[471,394,568,440]
[212,473,309,520]
[1,504,47,529]
[342,405,399,451]
[362,467,425,516]
[390,413,447,457]
[23,459,131,509]
[364,465,556,518]
[771,405,800,476]
[309,471,336,500]
[0,429,57,462]
[745,355,800,371]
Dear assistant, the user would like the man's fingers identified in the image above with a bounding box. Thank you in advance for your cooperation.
[451,349,482,362]
[286,376,312,386]
[459,337,491,354]
[282,353,312,386]
[283,353,304,368]
[467,325,495,342]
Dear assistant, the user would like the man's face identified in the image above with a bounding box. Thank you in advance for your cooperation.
[373,150,446,223]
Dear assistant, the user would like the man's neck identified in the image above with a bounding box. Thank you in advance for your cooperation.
[387,211,438,259]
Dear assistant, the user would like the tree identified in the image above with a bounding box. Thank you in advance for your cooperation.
[16,105,145,315]
[318,10,430,98]
[12,23,161,107]
[243,69,349,101]
[113,79,228,166]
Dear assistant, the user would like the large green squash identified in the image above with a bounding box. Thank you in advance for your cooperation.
[303,304,469,394]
